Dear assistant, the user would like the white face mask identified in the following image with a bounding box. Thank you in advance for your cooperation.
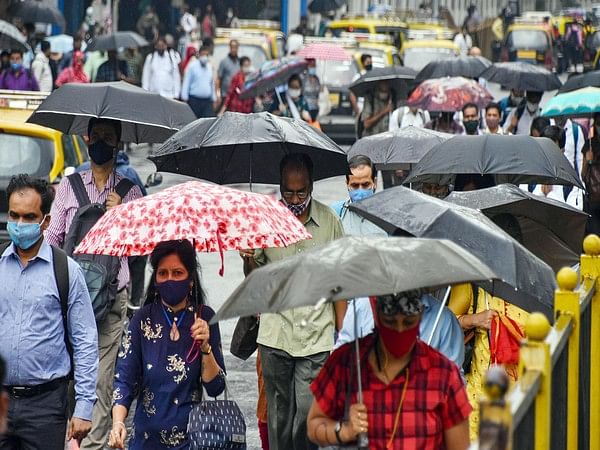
[199,55,208,65]
[288,88,301,98]
[526,101,539,113]
[242,65,253,74]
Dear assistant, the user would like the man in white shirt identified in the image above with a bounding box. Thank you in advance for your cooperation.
[453,27,473,56]
[180,4,197,36]
[504,91,542,135]
[142,36,181,99]
[483,102,508,135]
[552,116,585,208]
[389,106,430,131]
[31,40,53,92]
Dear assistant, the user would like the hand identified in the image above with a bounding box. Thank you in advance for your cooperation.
[279,102,287,113]
[342,403,368,442]
[106,192,123,209]
[191,316,210,346]
[472,310,498,330]
[69,417,92,444]
[510,114,518,129]
[108,421,127,449]
[213,100,220,111]
[239,248,255,259]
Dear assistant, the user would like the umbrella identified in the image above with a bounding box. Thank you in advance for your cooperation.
[74,180,312,275]
[480,62,562,91]
[8,1,65,28]
[347,126,453,168]
[0,20,29,53]
[308,0,347,13]
[348,66,417,99]
[541,87,600,118]
[446,183,588,272]
[558,71,600,94]
[212,236,497,322]
[406,76,494,112]
[240,58,308,100]
[150,111,347,185]
[348,186,556,320]
[296,43,351,61]
[27,81,196,144]
[85,31,149,52]
[416,56,492,82]
[404,134,585,189]
[44,34,87,54]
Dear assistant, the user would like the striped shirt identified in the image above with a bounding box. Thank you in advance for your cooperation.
[45,170,143,289]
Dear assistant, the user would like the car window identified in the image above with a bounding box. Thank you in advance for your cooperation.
[214,43,268,70]
[402,47,456,71]
[507,30,550,50]
[0,133,54,178]
[362,50,387,68]
[75,135,89,161]
[316,59,359,88]
[61,134,79,168]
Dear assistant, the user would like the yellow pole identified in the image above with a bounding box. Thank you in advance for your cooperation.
[554,267,579,450]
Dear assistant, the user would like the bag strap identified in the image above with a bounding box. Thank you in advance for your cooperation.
[51,246,73,375]
[0,241,10,255]
[67,173,91,207]
[114,178,134,200]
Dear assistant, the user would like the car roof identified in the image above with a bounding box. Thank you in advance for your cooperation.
[402,39,459,50]
[0,120,62,140]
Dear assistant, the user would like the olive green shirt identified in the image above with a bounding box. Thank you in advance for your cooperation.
[255,199,344,357]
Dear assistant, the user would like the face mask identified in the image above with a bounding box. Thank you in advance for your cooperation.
[7,216,46,250]
[308,68,317,76]
[199,55,208,65]
[288,88,301,98]
[349,188,375,202]
[463,119,479,134]
[283,195,311,216]
[378,320,420,358]
[11,62,21,72]
[88,140,116,165]
[242,65,253,74]
[378,91,389,101]
[157,49,165,56]
[526,101,539,113]
[155,279,191,306]
[364,64,373,71]
[511,95,524,105]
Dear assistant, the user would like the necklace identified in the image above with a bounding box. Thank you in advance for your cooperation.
[386,368,410,449]
[161,304,187,341]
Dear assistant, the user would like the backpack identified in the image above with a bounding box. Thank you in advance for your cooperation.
[0,241,72,376]
[63,173,133,324]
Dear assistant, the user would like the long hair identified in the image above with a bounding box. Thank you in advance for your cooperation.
[144,240,206,307]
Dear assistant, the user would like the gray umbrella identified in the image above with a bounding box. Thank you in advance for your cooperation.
[0,20,29,53]
[27,81,196,144]
[85,31,149,52]
[8,1,65,29]
[404,134,585,189]
[446,184,588,272]
[416,56,492,82]
[349,186,556,321]
[480,62,562,91]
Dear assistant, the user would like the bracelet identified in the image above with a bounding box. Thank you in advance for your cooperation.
[201,344,212,355]
[114,421,126,429]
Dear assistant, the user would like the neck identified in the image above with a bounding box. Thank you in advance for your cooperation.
[163,298,187,312]
[488,125,499,133]
[16,237,43,267]
[92,162,114,184]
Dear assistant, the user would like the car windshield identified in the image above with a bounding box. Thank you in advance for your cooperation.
[213,43,268,70]
[402,47,456,71]
[316,60,359,88]
[507,30,549,50]
[0,133,54,178]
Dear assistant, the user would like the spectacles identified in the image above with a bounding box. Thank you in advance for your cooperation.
[282,189,309,201]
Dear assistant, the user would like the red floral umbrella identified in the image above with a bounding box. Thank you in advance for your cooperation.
[296,43,352,61]
[74,181,312,275]
[406,76,493,112]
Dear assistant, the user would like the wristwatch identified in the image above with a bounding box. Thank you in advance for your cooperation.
[334,421,343,444]
[201,344,212,355]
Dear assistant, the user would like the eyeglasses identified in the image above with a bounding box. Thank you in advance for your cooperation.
[281,189,309,201]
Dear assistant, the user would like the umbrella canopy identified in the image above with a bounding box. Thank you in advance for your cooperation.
[212,236,498,322]
[150,111,347,184]
[404,134,584,189]
[85,31,149,52]
[240,58,308,99]
[8,1,65,28]
[558,71,600,94]
[407,76,493,112]
[308,0,347,13]
[446,184,588,271]
[541,87,600,118]
[75,180,312,274]
[44,34,87,54]
[296,42,351,61]
[348,66,417,99]
[416,56,492,82]
[347,126,453,167]
[0,20,29,53]
[480,62,562,91]
[349,186,556,320]
[27,81,196,143]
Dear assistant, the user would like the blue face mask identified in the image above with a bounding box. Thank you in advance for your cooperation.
[11,62,22,72]
[308,68,317,76]
[155,279,191,306]
[7,215,46,250]
[349,188,375,203]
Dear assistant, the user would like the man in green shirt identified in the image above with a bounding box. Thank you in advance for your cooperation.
[241,153,345,450]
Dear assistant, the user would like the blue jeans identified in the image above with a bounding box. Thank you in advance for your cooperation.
[188,96,214,118]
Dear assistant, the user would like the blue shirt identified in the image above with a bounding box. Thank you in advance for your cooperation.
[181,60,216,102]
[331,199,387,237]
[0,240,98,420]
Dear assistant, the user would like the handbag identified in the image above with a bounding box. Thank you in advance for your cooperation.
[230,315,259,360]
[188,373,247,449]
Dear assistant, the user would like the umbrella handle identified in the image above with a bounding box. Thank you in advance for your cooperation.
[426,286,451,346]
[353,300,369,449]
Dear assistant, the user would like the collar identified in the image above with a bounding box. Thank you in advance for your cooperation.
[2,238,52,263]
[303,199,321,227]
[81,168,117,188]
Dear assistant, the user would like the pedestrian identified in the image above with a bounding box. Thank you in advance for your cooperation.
[308,291,471,450]
[530,116,551,138]
[201,4,217,40]
[421,177,452,199]
[462,102,482,135]
[360,80,393,137]
[45,118,143,450]
[552,115,585,206]
[269,74,311,122]
[179,3,197,38]
[532,125,569,204]
[218,56,256,114]
[108,239,225,449]
[84,50,108,83]
[302,58,321,121]
[240,153,345,450]
[583,112,600,234]
[0,50,9,73]
[425,111,465,134]
[453,25,473,56]
[349,53,372,117]
[181,46,217,118]
[0,356,7,435]
[498,88,524,126]
[122,47,144,86]
[504,91,542,135]
[483,102,508,135]
[136,5,159,44]
[216,39,240,101]
[389,101,430,130]
[0,174,98,450]
[60,33,85,72]
[165,35,182,66]
[225,7,240,28]
[491,13,504,62]
[180,45,197,75]
[31,40,53,92]
[453,174,495,192]
[55,50,89,86]
[0,49,39,91]
[142,36,181,99]
[565,20,584,73]
[95,49,131,83]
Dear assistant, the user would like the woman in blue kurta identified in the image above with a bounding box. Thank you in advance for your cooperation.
[108,240,225,449]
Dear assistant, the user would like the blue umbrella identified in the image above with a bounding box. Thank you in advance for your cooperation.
[541,87,600,118]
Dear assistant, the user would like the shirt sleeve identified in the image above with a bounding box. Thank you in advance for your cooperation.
[441,363,472,429]
[45,178,70,248]
[123,183,143,203]
[181,65,193,101]
[310,345,349,420]
[435,308,465,371]
[113,313,143,410]
[201,306,226,398]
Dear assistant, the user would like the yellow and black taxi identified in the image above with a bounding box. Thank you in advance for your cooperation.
[325,16,408,49]
[501,22,554,69]
[400,39,460,72]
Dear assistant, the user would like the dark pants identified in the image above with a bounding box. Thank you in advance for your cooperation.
[128,255,147,307]
[188,96,214,118]
[0,381,68,450]
[259,345,328,450]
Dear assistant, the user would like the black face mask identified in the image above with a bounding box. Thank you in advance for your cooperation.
[463,120,479,134]
[88,140,116,165]
[157,49,165,56]
[364,64,373,71]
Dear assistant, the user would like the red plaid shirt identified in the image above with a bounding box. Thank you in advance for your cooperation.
[223,71,254,113]
[310,335,471,450]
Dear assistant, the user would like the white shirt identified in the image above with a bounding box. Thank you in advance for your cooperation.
[530,184,582,209]
[503,105,539,135]
[552,118,585,209]
[484,126,509,135]
[142,50,181,99]
[453,33,473,56]
[31,52,52,92]
[389,107,430,131]
[180,12,197,34]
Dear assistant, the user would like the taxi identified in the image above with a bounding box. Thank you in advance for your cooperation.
[213,33,271,71]
[216,25,284,60]
[405,19,455,40]
[340,32,401,68]
[236,20,286,58]
[400,39,460,72]
[501,22,553,68]
[325,16,408,49]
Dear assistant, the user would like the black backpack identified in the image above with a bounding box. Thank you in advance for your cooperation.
[63,173,133,324]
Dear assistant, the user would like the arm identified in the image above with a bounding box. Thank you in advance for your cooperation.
[173,59,181,99]
[55,68,69,87]
[504,108,517,134]
[194,307,226,397]
[363,103,391,130]
[307,400,366,446]
[333,301,347,332]
[141,56,151,91]
[444,420,470,450]
[349,92,359,115]
[44,178,69,247]
[180,65,193,101]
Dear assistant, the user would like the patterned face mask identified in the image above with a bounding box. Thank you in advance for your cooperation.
[282,195,311,216]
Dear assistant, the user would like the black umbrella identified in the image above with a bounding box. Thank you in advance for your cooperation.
[404,134,584,189]
[480,62,562,91]
[0,19,29,52]
[8,1,65,28]
[446,184,588,272]
[348,66,417,99]
[308,0,347,13]
[85,32,149,52]
[558,71,600,93]
[348,126,453,168]
[240,58,308,100]
[27,81,196,144]
[150,111,348,185]
[416,56,492,82]
[349,186,556,320]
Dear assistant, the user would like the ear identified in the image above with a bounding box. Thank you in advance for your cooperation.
[41,214,51,231]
